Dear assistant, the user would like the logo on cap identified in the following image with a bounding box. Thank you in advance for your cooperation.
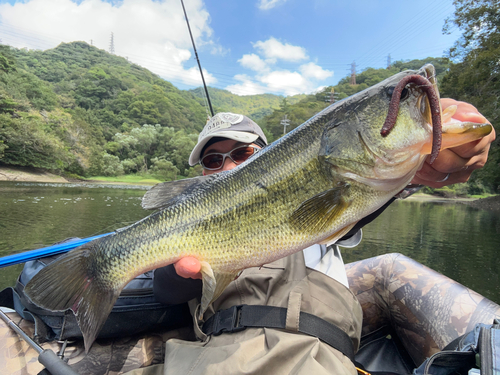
[199,113,244,140]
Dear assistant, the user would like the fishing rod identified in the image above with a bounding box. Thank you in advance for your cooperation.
[0,309,79,375]
[180,0,214,117]
[0,233,111,269]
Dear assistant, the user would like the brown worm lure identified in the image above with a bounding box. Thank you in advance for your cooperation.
[380,74,442,164]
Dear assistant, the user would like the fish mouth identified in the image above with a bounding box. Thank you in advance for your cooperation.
[418,64,438,127]
[417,94,432,126]
[380,64,442,163]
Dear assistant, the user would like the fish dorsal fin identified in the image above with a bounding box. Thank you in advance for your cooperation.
[290,183,351,235]
[198,261,238,318]
[142,174,221,210]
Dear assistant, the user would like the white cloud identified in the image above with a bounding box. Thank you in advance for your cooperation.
[227,70,319,96]
[230,38,333,96]
[238,54,270,72]
[0,0,334,96]
[0,0,219,86]
[260,70,310,96]
[225,74,270,96]
[253,37,308,62]
[257,0,289,10]
[299,62,333,80]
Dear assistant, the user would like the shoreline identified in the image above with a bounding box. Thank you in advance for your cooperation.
[0,165,155,186]
[1,164,498,209]
[0,165,70,183]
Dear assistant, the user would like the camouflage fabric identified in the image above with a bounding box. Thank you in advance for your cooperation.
[346,253,500,366]
[0,310,195,375]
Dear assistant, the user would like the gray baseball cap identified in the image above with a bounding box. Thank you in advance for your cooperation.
[189,112,268,166]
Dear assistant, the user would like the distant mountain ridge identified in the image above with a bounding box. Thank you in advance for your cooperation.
[189,86,306,122]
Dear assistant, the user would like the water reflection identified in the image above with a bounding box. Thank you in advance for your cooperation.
[0,181,498,303]
[0,181,150,255]
[342,199,500,303]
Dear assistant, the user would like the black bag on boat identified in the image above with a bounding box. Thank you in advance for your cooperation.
[413,320,500,375]
[0,244,192,343]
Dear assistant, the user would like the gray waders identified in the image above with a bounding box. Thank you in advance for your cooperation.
[126,250,362,375]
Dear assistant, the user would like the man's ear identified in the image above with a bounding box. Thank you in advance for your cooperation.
[202,170,207,176]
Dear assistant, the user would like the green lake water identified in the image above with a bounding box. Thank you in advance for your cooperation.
[0,181,498,303]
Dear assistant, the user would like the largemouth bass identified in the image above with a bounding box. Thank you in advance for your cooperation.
[24,64,492,352]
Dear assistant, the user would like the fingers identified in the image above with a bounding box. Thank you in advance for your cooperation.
[412,157,471,188]
[441,98,490,124]
[415,99,497,188]
[412,128,495,188]
[174,257,202,280]
[450,129,496,160]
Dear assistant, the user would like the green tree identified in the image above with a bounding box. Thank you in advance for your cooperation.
[151,157,179,181]
[440,0,500,192]
[0,45,17,73]
[101,152,124,176]
[0,113,73,170]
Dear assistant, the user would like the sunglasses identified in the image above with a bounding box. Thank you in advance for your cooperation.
[200,145,261,170]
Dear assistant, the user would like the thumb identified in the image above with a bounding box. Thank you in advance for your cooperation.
[174,257,202,279]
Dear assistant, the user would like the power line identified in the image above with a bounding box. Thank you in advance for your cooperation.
[0,9,460,96]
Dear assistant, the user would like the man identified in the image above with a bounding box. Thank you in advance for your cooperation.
[149,101,494,375]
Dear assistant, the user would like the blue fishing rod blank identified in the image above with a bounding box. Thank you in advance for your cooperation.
[0,233,112,268]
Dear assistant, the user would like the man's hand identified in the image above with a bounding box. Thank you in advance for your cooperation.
[411,98,496,188]
[174,257,202,279]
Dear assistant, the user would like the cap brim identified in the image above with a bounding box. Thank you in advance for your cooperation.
[189,131,260,166]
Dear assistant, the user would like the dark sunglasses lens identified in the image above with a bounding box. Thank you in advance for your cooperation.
[230,147,256,163]
[201,154,224,169]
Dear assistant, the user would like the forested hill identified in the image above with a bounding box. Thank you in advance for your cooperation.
[189,86,306,122]
[0,41,208,178]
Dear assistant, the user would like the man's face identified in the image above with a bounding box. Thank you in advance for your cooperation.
[201,139,260,176]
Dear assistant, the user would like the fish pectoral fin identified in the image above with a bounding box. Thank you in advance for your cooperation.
[142,173,224,210]
[290,184,351,234]
[199,261,238,318]
[318,222,357,246]
[421,121,493,155]
[440,122,493,150]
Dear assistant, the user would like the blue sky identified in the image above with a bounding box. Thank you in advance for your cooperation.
[0,0,461,96]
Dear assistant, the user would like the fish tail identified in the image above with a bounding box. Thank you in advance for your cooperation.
[24,245,120,352]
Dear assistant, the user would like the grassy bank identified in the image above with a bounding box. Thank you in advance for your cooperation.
[84,175,163,186]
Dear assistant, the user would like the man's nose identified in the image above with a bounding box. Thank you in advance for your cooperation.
[221,157,237,171]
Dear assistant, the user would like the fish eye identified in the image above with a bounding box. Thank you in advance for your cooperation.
[400,87,409,101]
[386,86,409,101]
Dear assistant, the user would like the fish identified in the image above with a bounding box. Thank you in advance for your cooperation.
[24,64,492,352]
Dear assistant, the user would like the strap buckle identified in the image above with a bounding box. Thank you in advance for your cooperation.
[211,305,246,335]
